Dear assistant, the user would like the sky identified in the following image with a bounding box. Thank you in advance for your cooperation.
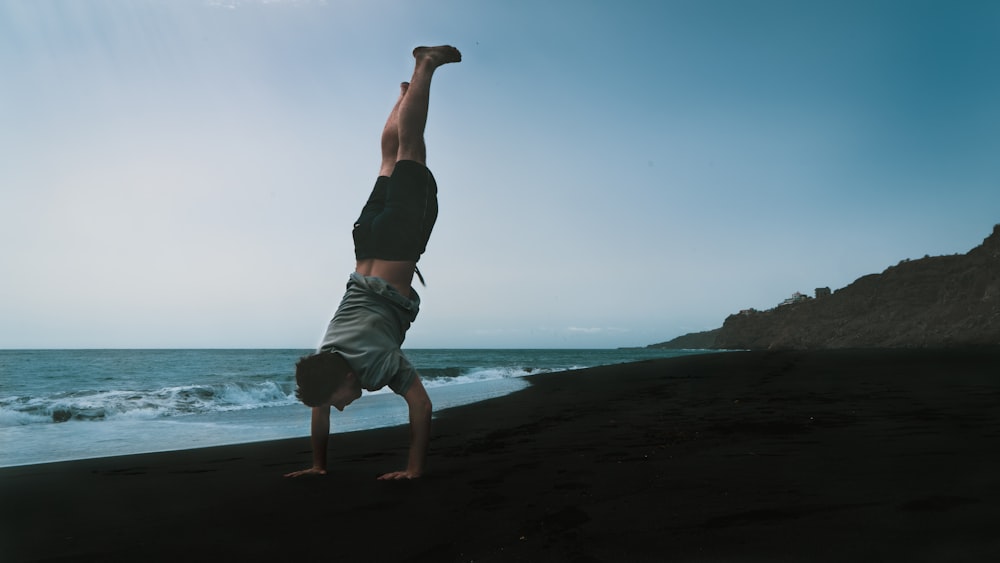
[1,0,998,349]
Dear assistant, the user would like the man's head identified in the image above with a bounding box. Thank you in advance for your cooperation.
[294,352,362,411]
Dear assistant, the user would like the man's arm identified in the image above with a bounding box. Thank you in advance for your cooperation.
[377,376,432,480]
[283,405,330,478]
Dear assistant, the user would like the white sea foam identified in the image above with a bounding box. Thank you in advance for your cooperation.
[0,361,611,426]
[0,406,50,426]
[420,366,579,388]
[0,381,298,427]
[1,368,538,425]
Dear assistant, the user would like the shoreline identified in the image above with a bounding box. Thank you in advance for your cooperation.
[3,349,999,561]
[0,347,699,468]
[0,375,533,469]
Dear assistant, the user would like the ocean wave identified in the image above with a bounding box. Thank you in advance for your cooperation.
[0,361,594,425]
[419,365,575,388]
[0,381,296,426]
[0,367,554,424]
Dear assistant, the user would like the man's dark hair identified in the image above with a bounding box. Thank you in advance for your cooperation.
[294,352,351,407]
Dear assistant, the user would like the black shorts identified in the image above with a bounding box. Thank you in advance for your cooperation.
[353,160,438,262]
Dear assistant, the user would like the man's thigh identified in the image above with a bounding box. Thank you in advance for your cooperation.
[353,161,438,262]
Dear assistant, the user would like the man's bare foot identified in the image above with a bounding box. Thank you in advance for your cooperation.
[413,45,462,67]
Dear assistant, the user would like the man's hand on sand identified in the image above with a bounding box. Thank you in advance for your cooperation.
[377,469,421,481]
[284,467,327,478]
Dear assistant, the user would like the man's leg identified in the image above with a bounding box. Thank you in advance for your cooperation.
[356,46,460,293]
[396,45,462,166]
[378,82,409,178]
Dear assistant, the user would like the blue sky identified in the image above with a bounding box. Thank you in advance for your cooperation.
[2,0,998,349]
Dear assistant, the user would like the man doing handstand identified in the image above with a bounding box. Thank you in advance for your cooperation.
[284,45,461,481]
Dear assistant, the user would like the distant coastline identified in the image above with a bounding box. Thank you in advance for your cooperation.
[650,224,1000,350]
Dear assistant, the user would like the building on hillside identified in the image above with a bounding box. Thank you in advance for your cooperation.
[779,292,810,307]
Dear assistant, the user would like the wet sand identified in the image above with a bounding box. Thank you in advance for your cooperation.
[2,349,999,562]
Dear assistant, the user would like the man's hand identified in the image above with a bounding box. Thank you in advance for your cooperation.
[281,406,331,478]
[377,469,421,481]
[284,466,327,478]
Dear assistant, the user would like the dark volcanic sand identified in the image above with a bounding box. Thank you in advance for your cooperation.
[2,349,999,562]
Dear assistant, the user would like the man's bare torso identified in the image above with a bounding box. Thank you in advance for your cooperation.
[355,258,416,298]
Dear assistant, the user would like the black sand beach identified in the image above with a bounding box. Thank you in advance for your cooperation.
[2,349,999,562]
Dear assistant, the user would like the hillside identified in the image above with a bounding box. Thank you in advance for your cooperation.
[652,225,1000,350]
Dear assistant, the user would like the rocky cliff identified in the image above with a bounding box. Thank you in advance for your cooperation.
[653,225,1000,350]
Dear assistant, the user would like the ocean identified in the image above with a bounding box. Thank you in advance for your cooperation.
[0,348,709,467]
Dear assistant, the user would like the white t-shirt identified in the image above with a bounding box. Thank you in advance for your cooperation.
[318,273,420,395]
